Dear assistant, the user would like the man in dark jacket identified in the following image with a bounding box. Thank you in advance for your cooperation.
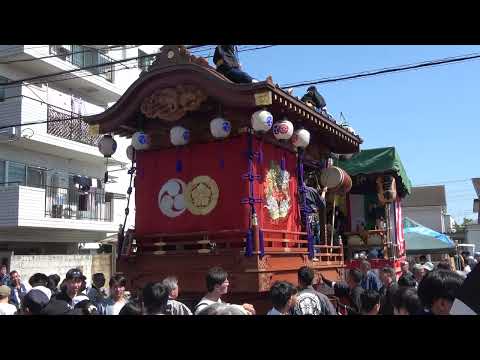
[322,268,364,315]
[379,267,399,315]
[43,268,86,314]
[293,266,336,315]
[213,45,254,84]
[359,260,381,291]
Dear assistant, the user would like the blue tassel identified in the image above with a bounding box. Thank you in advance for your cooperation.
[245,229,253,257]
[220,158,225,169]
[259,230,265,258]
[176,159,182,173]
[281,156,286,171]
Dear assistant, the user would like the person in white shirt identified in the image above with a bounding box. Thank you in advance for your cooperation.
[102,274,128,315]
[0,285,17,315]
[9,271,31,309]
[267,281,297,315]
[162,276,192,315]
[194,267,255,315]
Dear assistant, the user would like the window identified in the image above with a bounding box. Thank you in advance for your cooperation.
[7,161,26,186]
[0,76,8,102]
[27,167,46,188]
[138,50,153,72]
[0,160,5,185]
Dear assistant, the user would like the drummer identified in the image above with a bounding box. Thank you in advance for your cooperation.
[304,175,328,259]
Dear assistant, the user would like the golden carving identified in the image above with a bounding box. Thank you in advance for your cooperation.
[254,91,272,106]
[185,176,219,216]
[259,272,273,292]
[140,85,207,122]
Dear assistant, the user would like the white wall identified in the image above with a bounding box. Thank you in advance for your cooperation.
[10,254,93,285]
[403,205,445,233]
[466,224,480,250]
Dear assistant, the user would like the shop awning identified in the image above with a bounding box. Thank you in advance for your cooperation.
[403,217,456,254]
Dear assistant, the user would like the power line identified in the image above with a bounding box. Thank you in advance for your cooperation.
[0,45,276,90]
[280,52,480,89]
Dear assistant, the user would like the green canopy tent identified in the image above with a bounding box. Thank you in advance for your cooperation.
[337,147,412,197]
[403,217,456,255]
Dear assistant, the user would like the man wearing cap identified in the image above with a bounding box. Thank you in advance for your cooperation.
[0,285,17,315]
[50,268,86,310]
[22,288,50,315]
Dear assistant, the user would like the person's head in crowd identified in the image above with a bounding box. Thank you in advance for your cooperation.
[142,282,169,315]
[22,288,50,315]
[419,255,427,264]
[64,268,86,299]
[9,271,21,287]
[0,285,11,303]
[359,260,371,276]
[205,266,229,297]
[400,261,409,275]
[360,289,381,315]
[392,287,422,315]
[269,281,297,315]
[417,270,464,315]
[119,301,143,315]
[162,276,179,300]
[1,264,7,277]
[109,274,127,302]
[380,267,396,287]
[461,251,470,261]
[74,299,99,315]
[80,279,87,293]
[436,261,452,271]
[197,303,247,315]
[92,273,106,290]
[29,273,49,288]
[474,252,480,263]
[413,264,425,283]
[297,266,316,289]
[398,274,416,288]
[347,268,363,290]
[47,274,60,292]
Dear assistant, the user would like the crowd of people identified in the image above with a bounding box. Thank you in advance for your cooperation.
[0,255,475,315]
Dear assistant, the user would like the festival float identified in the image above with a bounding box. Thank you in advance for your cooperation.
[332,147,412,276]
[85,45,363,311]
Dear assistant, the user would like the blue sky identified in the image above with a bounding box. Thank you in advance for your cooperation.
[238,45,479,223]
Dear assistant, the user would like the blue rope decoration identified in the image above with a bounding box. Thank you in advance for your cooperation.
[259,229,265,258]
[245,228,253,257]
[280,155,286,171]
[297,148,315,259]
[176,159,183,173]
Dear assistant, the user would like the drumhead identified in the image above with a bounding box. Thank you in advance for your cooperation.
[320,167,344,189]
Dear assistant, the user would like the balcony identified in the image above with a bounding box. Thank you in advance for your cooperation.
[0,45,125,104]
[47,105,102,147]
[48,45,115,83]
[0,184,125,232]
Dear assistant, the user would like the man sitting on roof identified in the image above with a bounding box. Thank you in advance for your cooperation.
[213,45,256,84]
[301,86,327,112]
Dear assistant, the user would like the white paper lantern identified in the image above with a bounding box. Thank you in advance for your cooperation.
[126,145,135,161]
[170,126,190,146]
[272,118,294,140]
[291,129,310,148]
[131,131,150,151]
[210,117,231,139]
[98,134,117,157]
[251,110,273,132]
[345,126,357,136]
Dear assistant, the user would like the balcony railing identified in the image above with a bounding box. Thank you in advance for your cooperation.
[49,45,115,82]
[47,105,102,146]
[45,185,116,222]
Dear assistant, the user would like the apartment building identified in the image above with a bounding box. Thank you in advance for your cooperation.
[0,44,160,260]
